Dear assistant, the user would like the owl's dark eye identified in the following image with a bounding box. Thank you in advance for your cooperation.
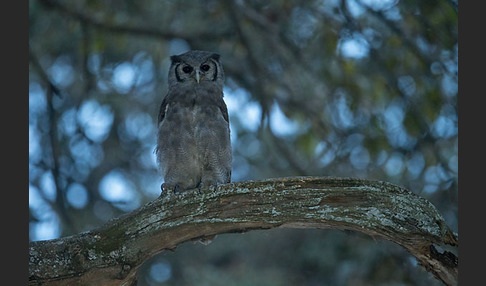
[201,64,210,72]
[182,66,193,73]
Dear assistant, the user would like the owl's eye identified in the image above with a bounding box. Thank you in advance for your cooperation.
[182,66,193,73]
[201,64,211,72]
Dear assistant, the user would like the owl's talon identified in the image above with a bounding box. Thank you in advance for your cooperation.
[196,182,219,193]
[173,184,180,194]
[160,183,181,197]
[159,183,169,197]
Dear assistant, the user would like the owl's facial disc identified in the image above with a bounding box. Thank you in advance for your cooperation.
[176,60,216,84]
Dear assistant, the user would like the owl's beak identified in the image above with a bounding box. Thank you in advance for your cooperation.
[195,69,200,84]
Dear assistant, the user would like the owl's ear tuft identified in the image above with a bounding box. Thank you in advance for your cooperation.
[170,55,182,64]
[210,53,220,61]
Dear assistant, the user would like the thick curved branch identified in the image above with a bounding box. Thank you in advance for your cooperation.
[29,176,458,286]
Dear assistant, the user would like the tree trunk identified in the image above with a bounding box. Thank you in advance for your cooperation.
[29,176,458,285]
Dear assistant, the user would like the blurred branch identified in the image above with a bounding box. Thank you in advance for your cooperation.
[225,0,272,115]
[29,45,74,235]
[80,21,95,97]
[29,44,62,98]
[37,0,231,41]
[230,1,331,104]
[29,177,457,286]
[355,0,455,77]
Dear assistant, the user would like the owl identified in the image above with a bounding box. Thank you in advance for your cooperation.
[155,50,232,193]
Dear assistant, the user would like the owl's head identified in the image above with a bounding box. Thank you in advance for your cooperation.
[168,50,225,89]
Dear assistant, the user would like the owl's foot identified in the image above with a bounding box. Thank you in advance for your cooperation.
[196,184,202,195]
[160,183,181,197]
[197,181,219,193]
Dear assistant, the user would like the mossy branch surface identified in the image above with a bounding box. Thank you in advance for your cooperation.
[29,176,458,286]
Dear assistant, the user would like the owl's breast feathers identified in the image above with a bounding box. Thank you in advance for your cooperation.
[158,85,228,125]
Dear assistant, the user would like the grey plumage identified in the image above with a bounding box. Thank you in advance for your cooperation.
[156,50,231,193]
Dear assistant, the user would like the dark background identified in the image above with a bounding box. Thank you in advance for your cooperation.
[29,0,458,285]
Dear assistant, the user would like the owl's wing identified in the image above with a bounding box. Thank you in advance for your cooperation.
[158,94,169,124]
[217,96,229,124]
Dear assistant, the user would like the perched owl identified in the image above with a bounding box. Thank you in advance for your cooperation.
[155,50,232,193]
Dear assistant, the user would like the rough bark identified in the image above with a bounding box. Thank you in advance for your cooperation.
[29,176,458,285]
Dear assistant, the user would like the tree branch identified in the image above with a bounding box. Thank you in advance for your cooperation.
[29,45,76,235]
[29,176,458,286]
[37,0,231,41]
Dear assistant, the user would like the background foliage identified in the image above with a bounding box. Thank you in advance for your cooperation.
[29,0,457,285]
